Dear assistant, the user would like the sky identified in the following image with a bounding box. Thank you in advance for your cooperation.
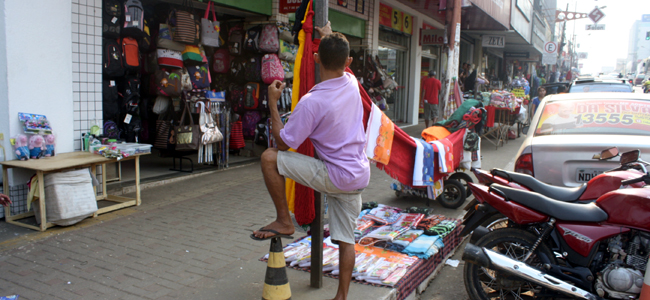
[555,0,647,75]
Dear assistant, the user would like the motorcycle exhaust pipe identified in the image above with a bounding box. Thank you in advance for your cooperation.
[463,244,603,300]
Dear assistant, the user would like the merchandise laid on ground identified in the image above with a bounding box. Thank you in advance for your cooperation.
[261,204,463,300]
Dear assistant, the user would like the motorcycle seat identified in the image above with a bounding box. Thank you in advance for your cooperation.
[490,184,608,223]
[491,169,587,201]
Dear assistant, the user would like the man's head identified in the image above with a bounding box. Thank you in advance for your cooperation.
[429,70,436,77]
[315,32,351,71]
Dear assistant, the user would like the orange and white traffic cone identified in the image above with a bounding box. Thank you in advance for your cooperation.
[640,255,650,300]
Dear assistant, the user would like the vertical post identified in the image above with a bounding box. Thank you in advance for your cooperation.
[439,0,462,119]
[37,171,46,231]
[310,0,327,289]
[3,166,9,219]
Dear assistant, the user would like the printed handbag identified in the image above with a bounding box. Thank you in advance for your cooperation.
[206,90,226,102]
[174,101,201,151]
[157,48,183,68]
[182,45,203,65]
[180,68,193,91]
[168,1,200,45]
[155,69,182,97]
[261,54,284,84]
[258,24,279,53]
[157,24,186,51]
[200,1,220,47]
[187,64,210,89]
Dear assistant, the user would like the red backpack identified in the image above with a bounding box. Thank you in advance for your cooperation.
[259,24,279,53]
[261,54,284,84]
[212,48,230,74]
[121,37,140,72]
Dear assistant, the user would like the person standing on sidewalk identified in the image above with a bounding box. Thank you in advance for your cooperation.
[421,70,441,128]
[252,22,370,300]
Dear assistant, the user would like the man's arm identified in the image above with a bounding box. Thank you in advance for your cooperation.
[268,80,290,151]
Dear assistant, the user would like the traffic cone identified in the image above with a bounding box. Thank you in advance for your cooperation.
[262,237,291,300]
[640,254,650,300]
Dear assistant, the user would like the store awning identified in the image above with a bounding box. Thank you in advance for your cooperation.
[460,0,510,31]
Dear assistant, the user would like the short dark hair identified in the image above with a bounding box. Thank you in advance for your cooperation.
[318,32,349,70]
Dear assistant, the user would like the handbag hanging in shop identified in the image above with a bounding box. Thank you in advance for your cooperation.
[181,45,203,65]
[153,96,171,115]
[157,48,183,68]
[168,1,200,45]
[212,48,230,73]
[157,24,186,51]
[154,112,174,150]
[187,64,210,89]
[258,24,279,53]
[155,69,182,97]
[175,101,201,151]
[200,1,220,47]
[261,54,284,84]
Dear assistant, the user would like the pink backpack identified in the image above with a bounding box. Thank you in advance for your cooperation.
[259,24,279,53]
[261,54,285,84]
[212,48,230,74]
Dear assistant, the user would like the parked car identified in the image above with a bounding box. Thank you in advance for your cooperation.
[635,73,646,86]
[569,78,633,93]
[516,92,650,187]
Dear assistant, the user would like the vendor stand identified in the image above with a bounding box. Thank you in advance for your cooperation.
[1,151,148,231]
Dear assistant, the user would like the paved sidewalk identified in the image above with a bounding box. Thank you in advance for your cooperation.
[0,120,513,300]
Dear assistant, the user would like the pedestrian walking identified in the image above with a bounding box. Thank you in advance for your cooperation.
[252,22,370,300]
[421,70,442,128]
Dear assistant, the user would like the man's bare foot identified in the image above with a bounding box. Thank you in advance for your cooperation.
[253,220,295,239]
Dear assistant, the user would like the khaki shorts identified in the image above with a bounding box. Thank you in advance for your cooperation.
[424,102,439,121]
[277,150,363,245]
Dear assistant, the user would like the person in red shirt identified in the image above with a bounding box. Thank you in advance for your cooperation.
[421,70,442,127]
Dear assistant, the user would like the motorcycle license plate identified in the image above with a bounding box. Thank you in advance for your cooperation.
[576,168,606,182]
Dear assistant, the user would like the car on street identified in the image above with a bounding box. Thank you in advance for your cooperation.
[569,77,633,93]
[635,73,646,86]
[515,92,650,187]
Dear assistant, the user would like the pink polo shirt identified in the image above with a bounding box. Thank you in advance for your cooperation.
[280,72,370,191]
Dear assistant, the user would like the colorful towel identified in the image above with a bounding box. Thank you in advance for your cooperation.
[402,234,444,259]
[426,178,445,200]
[423,219,457,237]
[365,103,394,165]
[412,138,435,186]
[430,139,452,174]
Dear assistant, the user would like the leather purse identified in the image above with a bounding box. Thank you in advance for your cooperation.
[174,101,200,151]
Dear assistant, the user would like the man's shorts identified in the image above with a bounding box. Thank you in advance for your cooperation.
[277,150,363,245]
[424,102,439,121]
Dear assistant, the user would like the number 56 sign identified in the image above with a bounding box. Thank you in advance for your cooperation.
[380,3,413,34]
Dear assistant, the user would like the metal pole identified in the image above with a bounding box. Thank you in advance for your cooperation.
[310,0,327,289]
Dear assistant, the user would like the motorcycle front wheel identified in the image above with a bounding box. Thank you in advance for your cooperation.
[463,228,556,300]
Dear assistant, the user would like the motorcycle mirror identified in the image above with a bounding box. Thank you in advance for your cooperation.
[597,147,619,160]
[620,150,640,165]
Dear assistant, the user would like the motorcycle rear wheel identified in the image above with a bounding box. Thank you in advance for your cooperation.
[464,228,556,300]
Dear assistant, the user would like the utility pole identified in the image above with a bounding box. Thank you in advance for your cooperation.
[557,3,569,73]
[310,0,326,289]
[440,0,461,119]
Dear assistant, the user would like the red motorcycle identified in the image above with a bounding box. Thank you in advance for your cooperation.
[461,150,650,300]
[461,147,646,235]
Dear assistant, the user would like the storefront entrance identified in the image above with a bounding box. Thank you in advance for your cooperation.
[378,28,410,123]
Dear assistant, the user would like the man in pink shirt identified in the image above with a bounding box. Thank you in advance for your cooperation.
[252,22,370,300]
[421,70,442,127]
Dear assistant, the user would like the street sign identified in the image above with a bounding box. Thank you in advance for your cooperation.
[543,42,558,54]
[585,24,606,30]
[482,35,505,48]
[588,7,605,24]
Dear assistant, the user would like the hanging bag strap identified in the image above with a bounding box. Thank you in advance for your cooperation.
[204,1,217,21]
[178,100,195,127]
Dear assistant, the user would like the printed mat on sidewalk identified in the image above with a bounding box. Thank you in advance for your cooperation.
[259,219,463,300]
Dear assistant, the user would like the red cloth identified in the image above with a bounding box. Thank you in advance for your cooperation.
[422,77,441,104]
[486,106,496,127]
[351,68,418,186]
[229,121,245,149]
[445,128,465,170]
[294,3,316,226]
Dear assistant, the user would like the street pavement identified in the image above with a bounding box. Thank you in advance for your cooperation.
[0,121,525,300]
